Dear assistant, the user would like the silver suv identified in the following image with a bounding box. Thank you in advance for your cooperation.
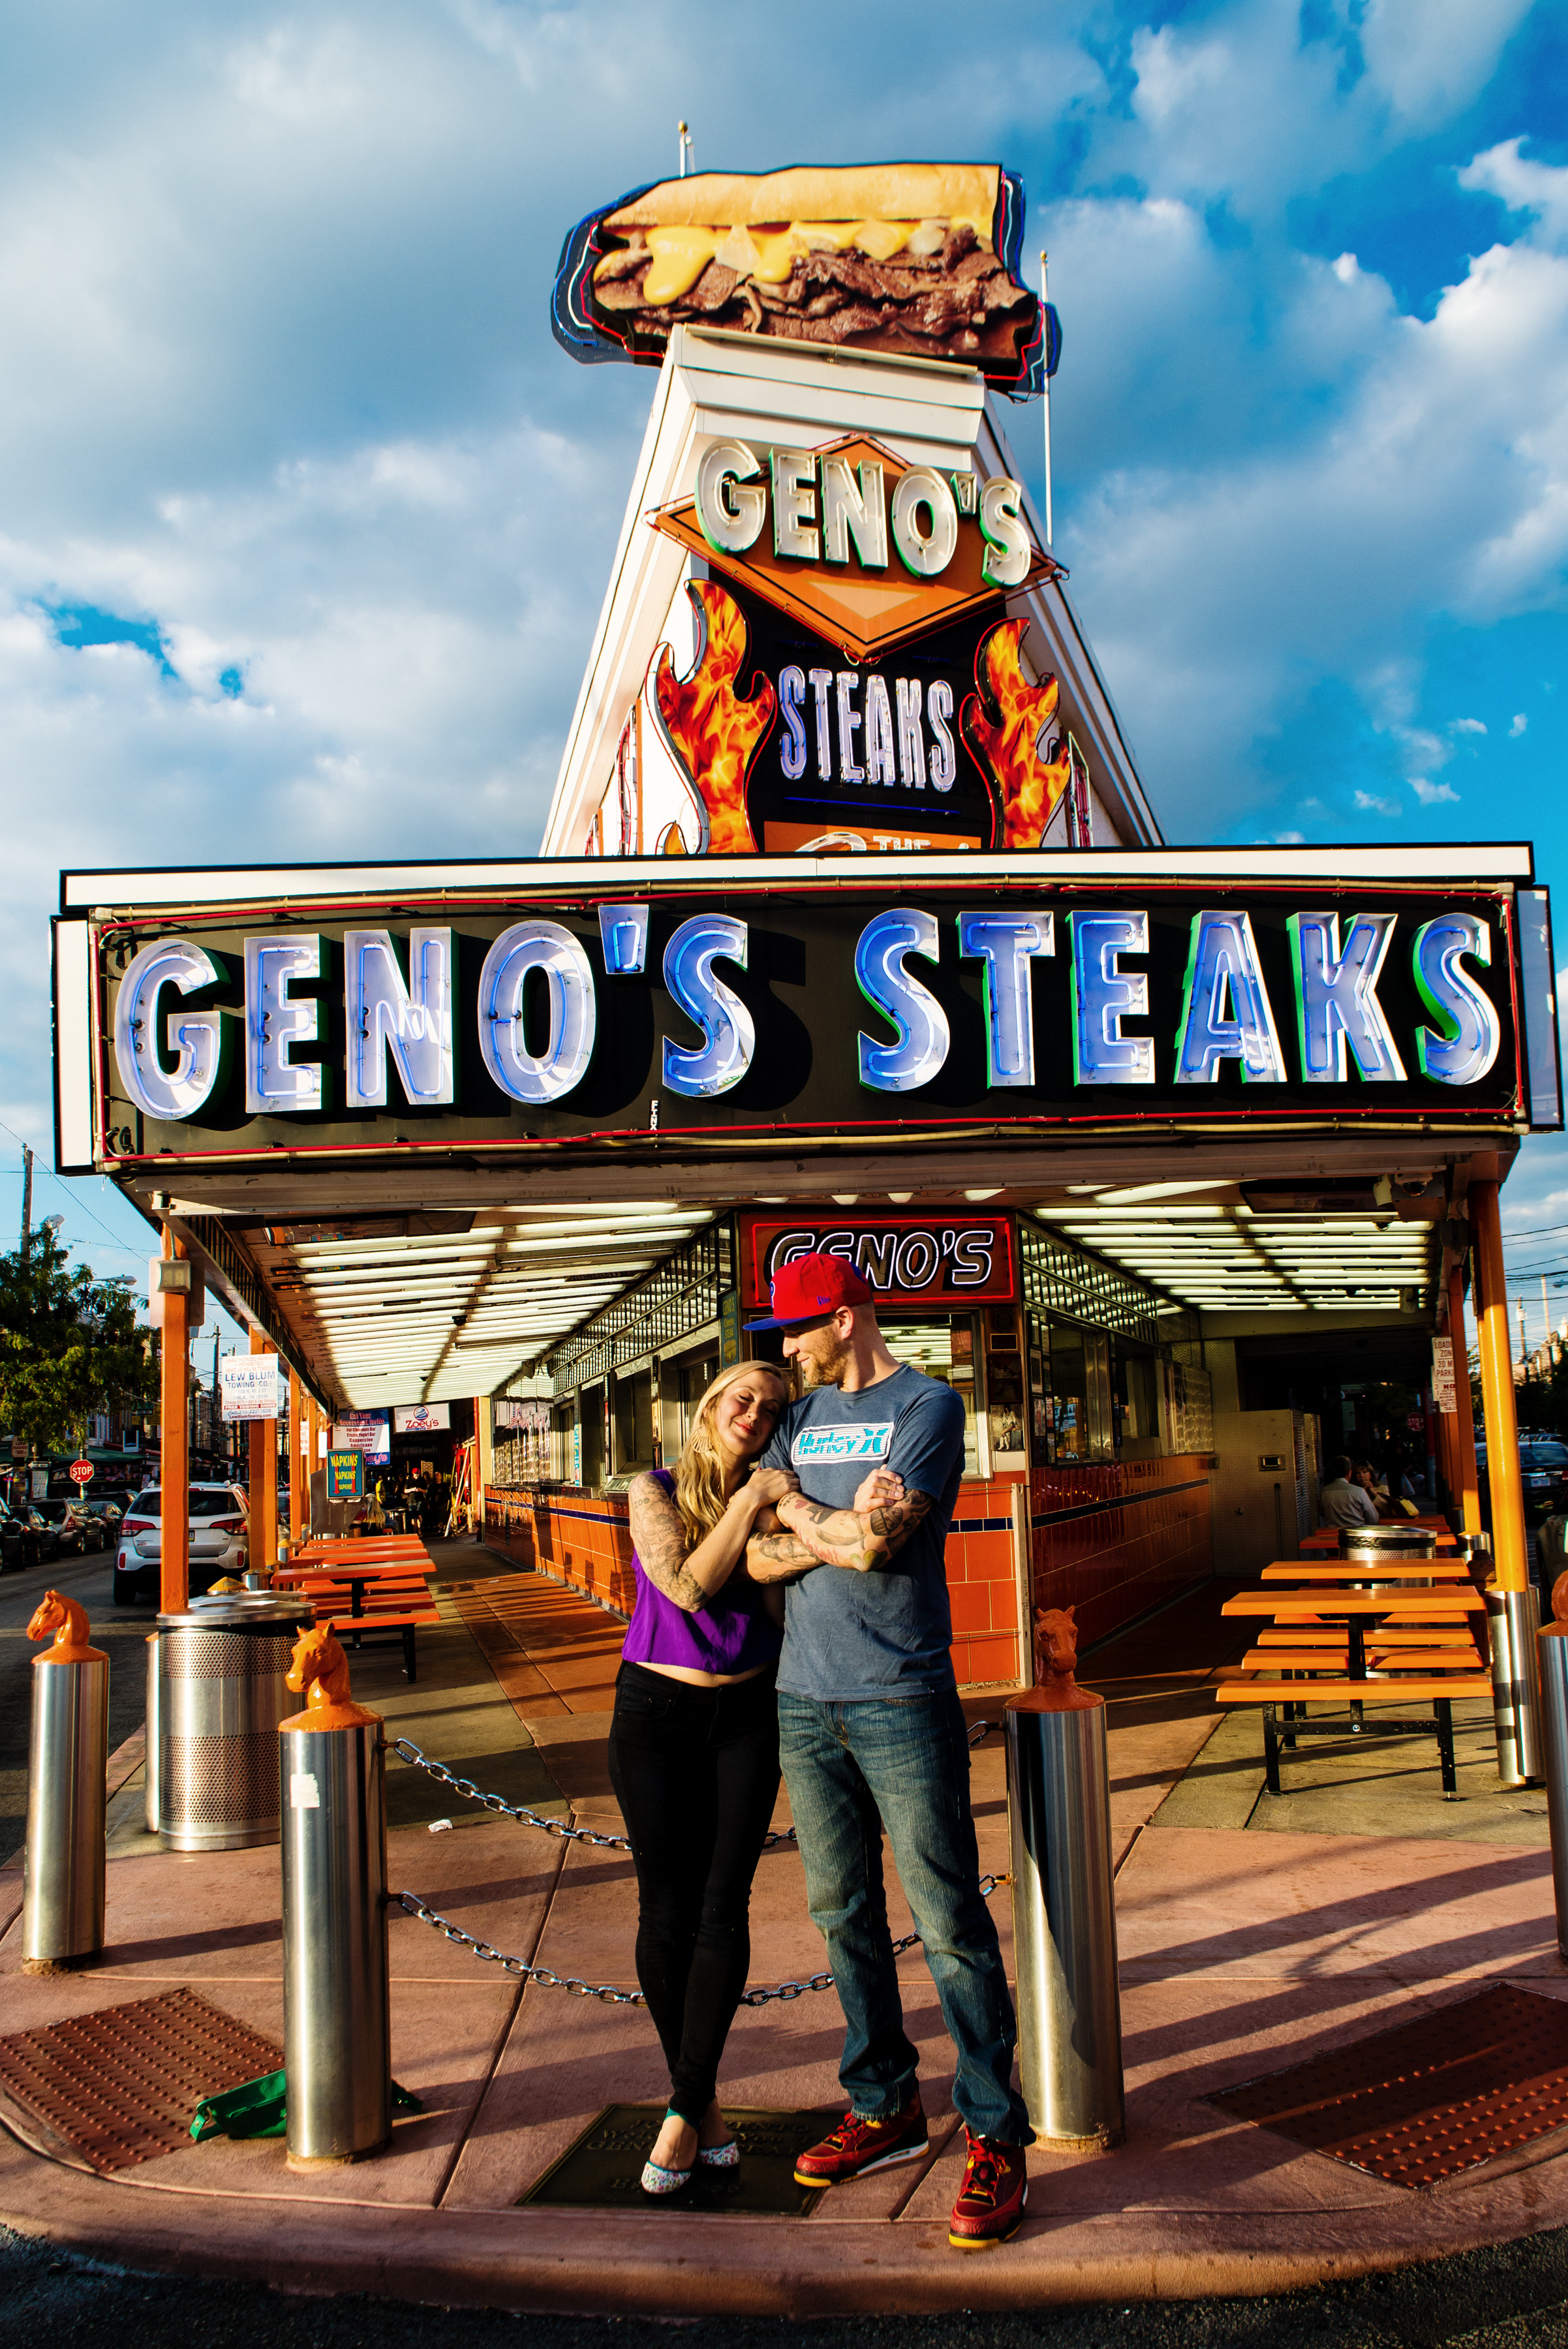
[113,1483,249,1604]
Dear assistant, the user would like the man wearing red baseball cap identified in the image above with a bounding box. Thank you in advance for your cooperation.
[743,1250,1031,2249]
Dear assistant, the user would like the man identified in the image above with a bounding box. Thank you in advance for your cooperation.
[743,1251,1031,2252]
[1319,1454,1380,1529]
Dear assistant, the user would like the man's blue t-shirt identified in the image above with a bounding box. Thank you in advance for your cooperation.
[760,1362,967,1702]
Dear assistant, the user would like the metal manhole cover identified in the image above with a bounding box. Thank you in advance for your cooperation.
[519,2104,840,2214]
[0,1986,283,2174]
[1209,1981,1568,2188]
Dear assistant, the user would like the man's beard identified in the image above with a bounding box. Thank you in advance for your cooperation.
[800,1330,852,1389]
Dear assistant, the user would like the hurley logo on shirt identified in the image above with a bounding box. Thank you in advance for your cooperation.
[793,1424,894,1463]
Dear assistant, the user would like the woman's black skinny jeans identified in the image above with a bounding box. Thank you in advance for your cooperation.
[606,1659,780,2128]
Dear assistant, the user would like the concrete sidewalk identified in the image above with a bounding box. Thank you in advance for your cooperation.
[1,1550,1565,2317]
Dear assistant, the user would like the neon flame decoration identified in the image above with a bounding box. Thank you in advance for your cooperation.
[960,619,1073,850]
[651,581,777,854]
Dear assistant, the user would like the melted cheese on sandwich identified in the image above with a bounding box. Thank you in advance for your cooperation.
[598,215,996,304]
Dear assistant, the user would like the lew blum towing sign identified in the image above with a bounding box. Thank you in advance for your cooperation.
[54,857,1560,1173]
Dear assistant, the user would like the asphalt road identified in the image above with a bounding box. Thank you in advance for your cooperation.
[1,1539,150,1865]
[1,2219,1566,2348]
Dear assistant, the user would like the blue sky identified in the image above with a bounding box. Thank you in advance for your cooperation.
[1,0,1564,1332]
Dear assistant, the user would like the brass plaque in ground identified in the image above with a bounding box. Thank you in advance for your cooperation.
[520,2105,840,2214]
[0,1986,283,2175]
[1210,1981,1568,2188]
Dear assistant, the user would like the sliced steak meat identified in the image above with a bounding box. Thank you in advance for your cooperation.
[682,260,740,313]
[594,241,648,284]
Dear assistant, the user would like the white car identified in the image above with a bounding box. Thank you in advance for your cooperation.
[113,1482,250,1605]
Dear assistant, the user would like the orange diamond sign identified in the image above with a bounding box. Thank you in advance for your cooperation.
[648,433,1058,666]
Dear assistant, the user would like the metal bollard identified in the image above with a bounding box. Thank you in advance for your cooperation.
[1541,1623,1568,1959]
[279,1622,391,2168]
[23,1591,108,1976]
[1487,1585,1546,1787]
[1005,1617,1124,2153]
[145,1631,161,1835]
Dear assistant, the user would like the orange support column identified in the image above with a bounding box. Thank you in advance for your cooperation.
[1470,1180,1527,1589]
[158,1226,189,1615]
[289,1368,307,1558]
[248,1330,279,1574]
[1447,1263,1483,1535]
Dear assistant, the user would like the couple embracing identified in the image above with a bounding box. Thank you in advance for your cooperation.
[605,1252,1031,2254]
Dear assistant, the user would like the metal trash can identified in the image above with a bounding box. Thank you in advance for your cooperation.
[155,1591,313,1850]
[1338,1523,1437,1605]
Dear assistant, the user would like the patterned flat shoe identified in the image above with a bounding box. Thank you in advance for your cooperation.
[698,2139,739,2168]
[639,2156,693,2195]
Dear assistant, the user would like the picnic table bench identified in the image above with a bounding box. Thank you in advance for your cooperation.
[1218,1567,1490,1798]
[274,1551,439,1680]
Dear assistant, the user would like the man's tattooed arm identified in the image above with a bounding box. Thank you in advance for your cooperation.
[771,1487,936,1575]
[627,1473,709,1612]
[745,1516,823,1583]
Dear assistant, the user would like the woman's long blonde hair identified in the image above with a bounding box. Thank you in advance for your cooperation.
[673,1358,789,1547]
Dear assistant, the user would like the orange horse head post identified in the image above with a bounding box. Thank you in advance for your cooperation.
[279,1621,380,1734]
[650,580,777,854]
[27,1589,106,1666]
[1009,1603,1101,1715]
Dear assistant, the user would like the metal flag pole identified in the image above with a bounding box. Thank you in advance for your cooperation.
[1039,250,1054,549]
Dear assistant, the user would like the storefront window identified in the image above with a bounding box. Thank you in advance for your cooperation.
[882,1317,981,1479]
[615,1370,654,1471]
[1115,1343,1163,1460]
[679,1354,719,1450]
[580,1384,605,1487]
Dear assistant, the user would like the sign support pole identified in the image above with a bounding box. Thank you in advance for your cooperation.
[248,1330,279,1574]
[290,1368,307,1559]
[1447,1262,1483,1536]
[1040,250,1053,549]
[159,1225,189,1615]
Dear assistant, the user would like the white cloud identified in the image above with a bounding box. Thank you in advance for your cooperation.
[1460,138,1568,249]
[1411,778,1461,804]
[1451,716,1487,733]
[1360,0,1536,128]
[1512,712,1530,735]
[1354,790,1403,816]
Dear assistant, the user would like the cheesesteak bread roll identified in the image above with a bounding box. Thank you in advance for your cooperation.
[552,161,1055,396]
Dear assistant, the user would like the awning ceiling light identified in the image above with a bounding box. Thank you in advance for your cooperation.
[253,1201,716,1409]
[1040,1202,1435,1318]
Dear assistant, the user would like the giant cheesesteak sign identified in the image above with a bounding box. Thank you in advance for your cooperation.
[83,869,1530,1172]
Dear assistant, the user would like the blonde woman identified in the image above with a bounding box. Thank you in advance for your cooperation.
[611,1359,797,2196]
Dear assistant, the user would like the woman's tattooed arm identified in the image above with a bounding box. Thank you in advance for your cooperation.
[627,1473,709,1612]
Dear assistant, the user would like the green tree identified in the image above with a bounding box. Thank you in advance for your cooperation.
[0,1231,156,1456]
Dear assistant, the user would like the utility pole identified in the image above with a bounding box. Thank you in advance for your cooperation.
[19,1146,32,1253]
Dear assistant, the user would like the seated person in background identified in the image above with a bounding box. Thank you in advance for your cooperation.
[1320,1454,1381,1528]
[1354,1460,1393,1519]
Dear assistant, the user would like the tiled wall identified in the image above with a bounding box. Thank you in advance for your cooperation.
[1029,1454,1214,1653]
[485,1455,1212,1684]
[485,1479,1024,1688]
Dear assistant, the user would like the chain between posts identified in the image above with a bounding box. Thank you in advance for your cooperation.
[394,1873,1008,2008]
[390,1717,997,1854]
[390,1717,1003,2009]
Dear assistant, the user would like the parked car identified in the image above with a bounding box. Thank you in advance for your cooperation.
[31,1497,104,1556]
[113,1482,249,1604]
[0,1501,43,1573]
[78,1497,123,1537]
[1475,1437,1568,1523]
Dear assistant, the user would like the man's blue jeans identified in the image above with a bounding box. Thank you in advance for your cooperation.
[777,1685,1031,2145]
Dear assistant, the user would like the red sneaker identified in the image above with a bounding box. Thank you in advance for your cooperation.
[793,2092,928,2188]
[947,2129,1028,2250]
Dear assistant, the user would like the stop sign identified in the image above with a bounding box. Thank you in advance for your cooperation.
[69,1458,93,1485]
